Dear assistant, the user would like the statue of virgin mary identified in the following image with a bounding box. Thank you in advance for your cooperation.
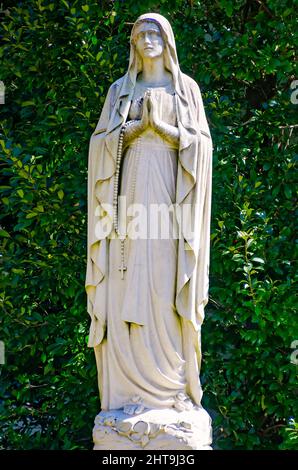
[86,13,213,448]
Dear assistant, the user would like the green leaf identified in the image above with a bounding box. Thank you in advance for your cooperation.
[0,229,10,237]
[252,257,265,264]
[284,186,292,199]
[21,101,35,106]
[58,190,64,200]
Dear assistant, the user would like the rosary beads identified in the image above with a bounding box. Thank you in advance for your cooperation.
[113,120,136,279]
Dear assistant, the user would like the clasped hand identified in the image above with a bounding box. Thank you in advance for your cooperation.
[139,90,161,131]
[123,89,179,148]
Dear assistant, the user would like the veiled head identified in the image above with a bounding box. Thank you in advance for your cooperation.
[129,14,179,79]
[126,13,186,101]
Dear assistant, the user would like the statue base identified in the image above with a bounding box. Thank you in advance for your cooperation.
[93,406,212,450]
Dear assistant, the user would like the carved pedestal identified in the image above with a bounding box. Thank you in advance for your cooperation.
[93,406,212,450]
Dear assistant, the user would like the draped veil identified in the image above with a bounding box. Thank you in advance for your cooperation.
[85,13,212,406]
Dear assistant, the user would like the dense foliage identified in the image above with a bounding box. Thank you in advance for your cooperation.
[0,0,297,450]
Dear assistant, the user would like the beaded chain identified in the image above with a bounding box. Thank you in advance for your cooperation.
[113,119,136,279]
[128,137,140,213]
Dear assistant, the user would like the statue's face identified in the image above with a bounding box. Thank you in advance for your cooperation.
[134,21,164,60]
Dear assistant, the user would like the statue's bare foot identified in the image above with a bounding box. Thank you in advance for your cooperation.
[123,396,145,415]
[173,392,194,412]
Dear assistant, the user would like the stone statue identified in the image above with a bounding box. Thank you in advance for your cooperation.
[86,12,213,450]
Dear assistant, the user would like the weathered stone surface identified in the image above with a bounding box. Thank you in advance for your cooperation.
[93,407,212,450]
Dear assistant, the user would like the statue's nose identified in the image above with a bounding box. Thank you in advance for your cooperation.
[144,32,151,44]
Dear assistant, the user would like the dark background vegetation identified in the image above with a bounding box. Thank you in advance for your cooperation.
[0,0,297,450]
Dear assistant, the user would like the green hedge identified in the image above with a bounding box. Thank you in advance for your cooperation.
[0,0,297,450]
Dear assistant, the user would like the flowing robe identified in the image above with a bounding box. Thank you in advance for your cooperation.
[97,82,188,409]
[86,70,212,409]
